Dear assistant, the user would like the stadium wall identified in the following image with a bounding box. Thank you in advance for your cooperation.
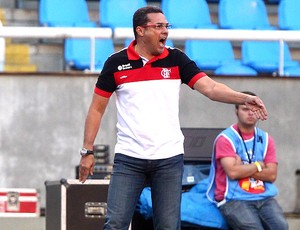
[0,73,299,213]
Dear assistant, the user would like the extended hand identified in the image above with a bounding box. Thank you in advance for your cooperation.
[245,96,268,120]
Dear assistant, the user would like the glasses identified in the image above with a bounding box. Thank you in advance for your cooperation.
[141,23,172,30]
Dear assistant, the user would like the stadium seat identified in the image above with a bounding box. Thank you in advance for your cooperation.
[39,0,96,27]
[99,0,147,29]
[214,63,258,76]
[185,40,250,73]
[161,0,218,29]
[284,66,300,77]
[64,38,114,71]
[241,41,299,74]
[278,0,300,30]
[218,0,275,30]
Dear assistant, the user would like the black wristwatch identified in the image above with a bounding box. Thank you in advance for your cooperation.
[80,147,94,157]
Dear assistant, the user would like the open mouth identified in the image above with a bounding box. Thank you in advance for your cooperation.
[159,38,166,46]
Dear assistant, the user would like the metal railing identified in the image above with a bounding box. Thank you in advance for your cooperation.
[0,26,112,72]
[1,26,300,75]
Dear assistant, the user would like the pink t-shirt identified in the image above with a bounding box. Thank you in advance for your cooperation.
[214,124,277,201]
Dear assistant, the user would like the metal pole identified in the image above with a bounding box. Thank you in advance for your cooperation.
[278,39,284,76]
[90,37,95,72]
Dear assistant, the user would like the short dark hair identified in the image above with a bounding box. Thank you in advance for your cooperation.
[133,6,163,38]
[235,91,257,109]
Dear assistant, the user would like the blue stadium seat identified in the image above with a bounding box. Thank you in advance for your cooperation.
[218,0,275,30]
[185,40,248,72]
[161,0,218,29]
[284,66,300,77]
[39,0,96,27]
[214,63,258,76]
[278,0,300,30]
[242,41,299,74]
[100,0,147,29]
[64,38,114,71]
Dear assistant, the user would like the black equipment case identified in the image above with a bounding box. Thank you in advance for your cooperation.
[45,179,109,230]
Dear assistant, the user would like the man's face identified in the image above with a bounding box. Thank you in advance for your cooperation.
[139,12,169,56]
[236,105,258,127]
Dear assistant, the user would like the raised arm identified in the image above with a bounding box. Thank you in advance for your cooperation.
[193,76,268,120]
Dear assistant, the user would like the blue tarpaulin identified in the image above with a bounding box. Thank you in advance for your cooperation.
[136,178,228,229]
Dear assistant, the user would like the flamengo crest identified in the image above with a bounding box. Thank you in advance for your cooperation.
[161,68,171,78]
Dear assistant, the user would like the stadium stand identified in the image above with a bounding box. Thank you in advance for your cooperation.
[278,0,300,30]
[161,0,218,29]
[214,63,258,76]
[39,0,96,27]
[39,0,110,71]
[99,0,147,29]
[0,0,299,75]
[241,41,299,74]
[64,38,114,71]
[185,40,257,76]
[0,6,37,72]
[218,0,276,30]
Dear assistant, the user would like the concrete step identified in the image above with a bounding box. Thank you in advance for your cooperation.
[4,63,37,72]
[29,43,64,72]
[1,7,38,26]
[4,42,64,72]
[0,0,15,8]
[5,43,37,71]
[0,8,6,25]
[6,44,30,58]
[5,43,29,52]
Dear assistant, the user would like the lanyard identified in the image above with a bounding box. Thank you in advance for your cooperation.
[237,128,256,164]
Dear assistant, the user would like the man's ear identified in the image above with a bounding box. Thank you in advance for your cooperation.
[136,26,144,36]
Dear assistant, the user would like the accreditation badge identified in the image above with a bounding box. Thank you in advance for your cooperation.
[239,177,265,194]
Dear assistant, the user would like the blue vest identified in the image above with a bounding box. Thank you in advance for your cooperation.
[206,125,278,207]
